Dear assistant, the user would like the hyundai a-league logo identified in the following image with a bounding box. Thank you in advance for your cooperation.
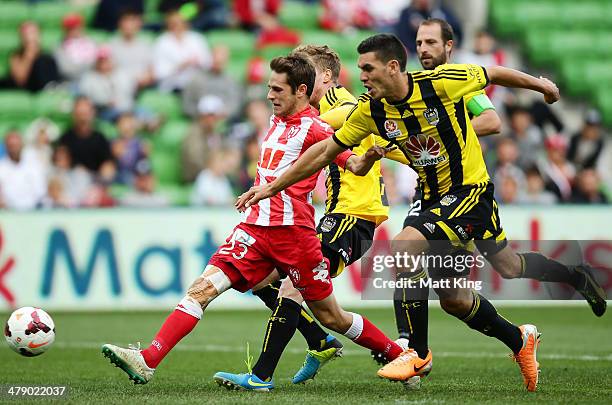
[384,120,402,138]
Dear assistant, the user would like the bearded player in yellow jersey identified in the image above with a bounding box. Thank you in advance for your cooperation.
[215,45,403,390]
[237,33,606,392]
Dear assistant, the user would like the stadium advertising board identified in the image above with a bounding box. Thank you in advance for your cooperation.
[0,207,610,311]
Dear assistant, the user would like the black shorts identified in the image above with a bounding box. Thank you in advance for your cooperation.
[403,183,507,257]
[317,213,375,278]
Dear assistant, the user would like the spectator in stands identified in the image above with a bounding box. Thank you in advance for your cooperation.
[570,168,608,204]
[81,181,116,208]
[152,9,212,93]
[108,8,154,88]
[182,46,243,118]
[492,137,526,198]
[538,134,575,202]
[517,165,557,205]
[0,130,47,210]
[367,0,411,32]
[507,106,543,168]
[55,14,98,83]
[112,112,149,184]
[191,150,237,206]
[243,98,270,142]
[181,95,226,182]
[120,159,170,207]
[234,133,260,193]
[380,162,402,206]
[24,117,61,178]
[319,0,372,32]
[529,99,565,134]
[40,176,72,209]
[57,97,115,178]
[233,0,300,48]
[497,174,519,205]
[567,109,605,171]
[5,21,60,92]
[457,30,505,104]
[47,145,93,207]
[158,0,229,32]
[394,0,463,53]
[92,0,145,32]
[79,46,137,122]
[234,0,282,32]
[395,163,419,204]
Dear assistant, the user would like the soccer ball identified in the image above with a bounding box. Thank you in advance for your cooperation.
[4,307,55,357]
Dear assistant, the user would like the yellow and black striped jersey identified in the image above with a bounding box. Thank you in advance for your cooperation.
[319,85,389,225]
[334,64,490,201]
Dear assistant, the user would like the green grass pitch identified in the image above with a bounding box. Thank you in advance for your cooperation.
[1,306,611,404]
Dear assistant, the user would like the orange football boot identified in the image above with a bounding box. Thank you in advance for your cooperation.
[377,348,432,381]
[512,324,541,392]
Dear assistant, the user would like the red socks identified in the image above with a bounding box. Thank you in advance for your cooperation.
[343,313,403,360]
[141,309,199,368]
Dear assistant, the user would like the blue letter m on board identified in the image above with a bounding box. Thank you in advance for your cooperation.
[41,229,121,297]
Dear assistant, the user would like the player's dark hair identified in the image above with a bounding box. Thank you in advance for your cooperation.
[420,18,454,43]
[290,44,341,82]
[357,33,407,72]
[270,55,315,97]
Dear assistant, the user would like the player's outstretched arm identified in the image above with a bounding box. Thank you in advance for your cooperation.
[486,66,560,104]
[472,109,501,136]
[345,145,396,176]
[235,137,345,211]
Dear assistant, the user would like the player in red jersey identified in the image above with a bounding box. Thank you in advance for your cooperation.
[101,55,408,389]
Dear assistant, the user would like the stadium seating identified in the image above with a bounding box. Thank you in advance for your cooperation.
[152,149,182,186]
[139,90,183,120]
[158,183,191,206]
[206,29,255,82]
[491,0,612,125]
[595,88,612,126]
[0,3,32,30]
[0,91,33,121]
[35,89,73,123]
[153,120,190,153]
[31,1,95,29]
[279,1,321,30]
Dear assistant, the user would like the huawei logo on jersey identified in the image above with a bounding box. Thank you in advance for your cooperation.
[403,134,447,167]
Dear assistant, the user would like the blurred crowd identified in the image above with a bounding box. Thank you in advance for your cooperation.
[0,0,609,210]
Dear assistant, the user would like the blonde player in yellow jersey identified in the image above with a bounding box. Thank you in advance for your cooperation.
[237,33,606,392]
[215,45,402,390]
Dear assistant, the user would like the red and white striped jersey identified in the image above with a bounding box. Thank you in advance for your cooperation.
[243,105,352,228]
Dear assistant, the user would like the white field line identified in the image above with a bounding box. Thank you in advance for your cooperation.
[57,341,612,362]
